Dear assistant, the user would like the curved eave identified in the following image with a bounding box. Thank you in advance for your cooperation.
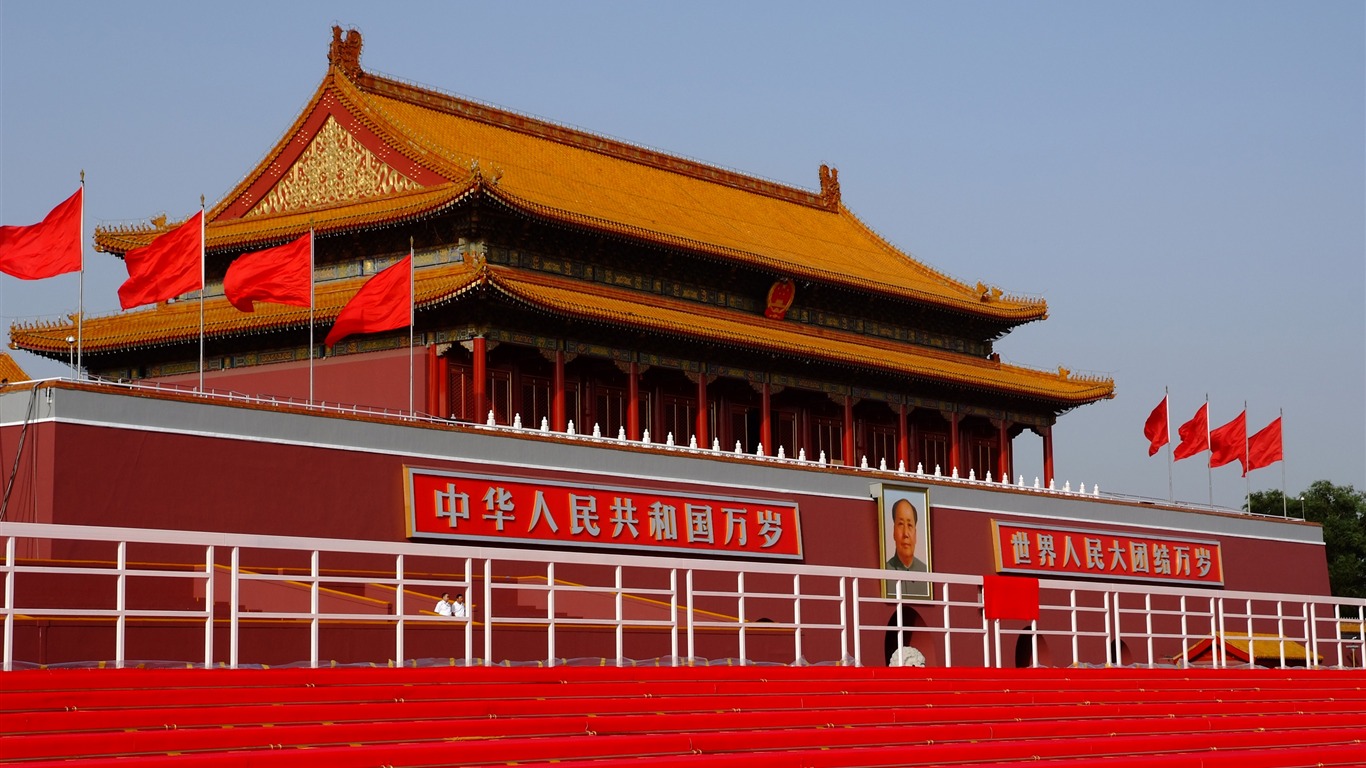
[481,266,1111,408]
[94,181,477,256]
[11,261,484,357]
[481,186,1048,326]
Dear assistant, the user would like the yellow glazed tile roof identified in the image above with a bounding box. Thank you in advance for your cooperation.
[96,182,476,255]
[354,75,1045,321]
[95,55,1045,323]
[10,260,1111,406]
[0,353,31,383]
[11,261,483,355]
[484,266,1111,405]
[1181,633,1322,663]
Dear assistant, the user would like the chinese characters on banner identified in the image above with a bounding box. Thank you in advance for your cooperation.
[991,521,1223,586]
[405,468,803,560]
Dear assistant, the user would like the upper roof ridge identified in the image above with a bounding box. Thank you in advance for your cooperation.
[354,76,837,212]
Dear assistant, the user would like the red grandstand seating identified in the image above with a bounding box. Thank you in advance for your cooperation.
[2,665,1363,767]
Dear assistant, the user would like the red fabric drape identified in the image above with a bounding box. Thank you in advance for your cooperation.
[118,211,203,309]
[1246,417,1283,474]
[983,575,1040,622]
[1172,403,1209,461]
[0,188,82,280]
[1208,410,1247,469]
[224,232,311,312]
[1143,395,1169,456]
[324,254,411,347]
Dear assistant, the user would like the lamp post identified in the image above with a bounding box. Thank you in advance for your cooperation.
[65,336,75,375]
[1298,495,1305,520]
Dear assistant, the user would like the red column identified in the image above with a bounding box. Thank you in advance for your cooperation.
[627,360,640,440]
[472,336,487,423]
[842,394,855,466]
[552,349,566,432]
[1042,426,1055,487]
[695,370,708,447]
[426,345,438,416]
[897,403,910,470]
[996,419,1010,482]
[437,354,450,418]
[948,412,961,475]
[759,381,771,455]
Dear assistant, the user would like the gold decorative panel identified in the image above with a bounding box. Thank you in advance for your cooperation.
[246,117,420,217]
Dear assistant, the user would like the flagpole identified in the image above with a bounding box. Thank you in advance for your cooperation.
[1243,400,1251,513]
[408,236,415,418]
[309,226,315,406]
[77,171,85,380]
[198,195,206,393]
[1164,386,1173,502]
[1204,394,1213,507]
[1279,408,1288,518]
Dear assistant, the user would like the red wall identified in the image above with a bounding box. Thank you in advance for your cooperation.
[161,347,428,415]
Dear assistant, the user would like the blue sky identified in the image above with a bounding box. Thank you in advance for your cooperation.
[1,1,1362,510]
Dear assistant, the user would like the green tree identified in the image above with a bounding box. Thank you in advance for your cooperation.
[1248,481,1366,599]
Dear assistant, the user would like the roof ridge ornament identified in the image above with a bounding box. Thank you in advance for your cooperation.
[329,26,363,80]
[818,164,841,210]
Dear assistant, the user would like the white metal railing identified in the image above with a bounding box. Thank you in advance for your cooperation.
[3,521,1362,671]
[19,378,1295,520]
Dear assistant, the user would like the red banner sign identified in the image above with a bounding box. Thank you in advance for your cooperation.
[992,521,1224,586]
[406,467,803,560]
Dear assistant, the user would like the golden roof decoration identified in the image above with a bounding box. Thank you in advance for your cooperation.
[93,26,1047,324]
[245,116,422,217]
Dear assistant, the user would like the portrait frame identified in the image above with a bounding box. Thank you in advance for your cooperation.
[876,484,933,599]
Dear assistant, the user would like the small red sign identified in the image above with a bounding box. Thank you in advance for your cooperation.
[406,467,803,560]
[992,521,1224,586]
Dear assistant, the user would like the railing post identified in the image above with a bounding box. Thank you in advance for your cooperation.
[464,557,474,667]
[686,569,696,663]
[230,547,240,669]
[1145,593,1154,668]
[793,573,802,666]
[1216,596,1226,669]
[992,618,1002,669]
[310,550,320,668]
[394,554,405,668]
[941,582,952,668]
[852,577,863,667]
[1069,589,1079,667]
[1176,595,1188,668]
[1103,592,1114,666]
[737,571,747,665]
[115,541,127,669]
[1030,619,1038,667]
[614,564,624,667]
[3,535,15,666]
[1277,600,1287,669]
[1306,602,1317,669]
[670,569,679,667]
[204,545,215,669]
[839,576,848,666]
[483,558,493,666]
[546,561,556,667]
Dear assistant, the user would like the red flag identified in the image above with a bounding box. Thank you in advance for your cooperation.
[324,254,411,347]
[224,232,311,312]
[1143,395,1169,456]
[0,188,82,280]
[1208,410,1246,469]
[1246,417,1283,473]
[1172,403,1208,461]
[118,211,203,309]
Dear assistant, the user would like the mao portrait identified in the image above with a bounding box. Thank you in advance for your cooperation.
[879,486,932,599]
